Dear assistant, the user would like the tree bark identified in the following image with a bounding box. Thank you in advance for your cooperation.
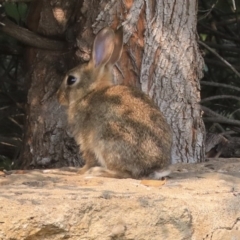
[20,0,205,168]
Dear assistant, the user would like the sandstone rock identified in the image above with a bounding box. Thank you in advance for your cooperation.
[0,158,240,240]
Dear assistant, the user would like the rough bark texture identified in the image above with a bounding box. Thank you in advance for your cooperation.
[20,0,205,168]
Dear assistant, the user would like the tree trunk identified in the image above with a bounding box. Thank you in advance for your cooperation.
[19,0,83,168]
[20,0,205,168]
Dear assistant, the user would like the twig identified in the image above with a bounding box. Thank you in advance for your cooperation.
[199,23,240,42]
[216,17,240,26]
[204,59,240,71]
[202,106,240,127]
[199,40,240,78]
[202,42,240,53]
[203,117,240,127]
[0,0,33,3]
[230,108,240,118]
[198,0,219,21]
[201,81,240,92]
[200,95,240,103]
[232,0,236,11]
[201,105,223,118]
[0,136,21,147]
[0,17,66,51]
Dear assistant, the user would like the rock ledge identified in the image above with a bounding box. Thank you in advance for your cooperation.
[0,158,240,240]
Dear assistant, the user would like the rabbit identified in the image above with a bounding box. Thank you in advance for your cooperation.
[57,26,172,179]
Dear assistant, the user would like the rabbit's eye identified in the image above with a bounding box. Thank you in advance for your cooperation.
[67,75,77,85]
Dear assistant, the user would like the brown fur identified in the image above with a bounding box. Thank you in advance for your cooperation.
[57,27,172,179]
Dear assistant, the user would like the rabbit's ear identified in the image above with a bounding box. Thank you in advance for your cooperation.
[108,26,123,66]
[92,27,115,68]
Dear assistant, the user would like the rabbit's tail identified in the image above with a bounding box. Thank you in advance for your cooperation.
[85,166,132,179]
[148,169,171,180]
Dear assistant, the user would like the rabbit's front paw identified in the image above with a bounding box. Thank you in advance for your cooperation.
[86,166,106,176]
[77,165,91,175]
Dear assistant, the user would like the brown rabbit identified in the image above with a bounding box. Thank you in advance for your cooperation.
[57,27,172,179]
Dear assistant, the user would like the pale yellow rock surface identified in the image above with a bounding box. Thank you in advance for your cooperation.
[0,158,240,240]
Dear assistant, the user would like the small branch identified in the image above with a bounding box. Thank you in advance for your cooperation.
[232,0,236,11]
[202,42,240,53]
[201,106,240,127]
[0,17,67,51]
[199,40,240,78]
[198,23,240,42]
[201,105,223,118]
[203,117,240,127]
[230,108,240,117]
[198,0,218,21]
[222,130,239,136]
[0,0,33,3]
[204,59,240,71]
[216,17,240,26]
[201,81,240,92]
[0,136,21,147]
[201,95,240,103]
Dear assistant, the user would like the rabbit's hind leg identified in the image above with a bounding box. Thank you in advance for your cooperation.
[77,150,99,175]
[85,166,132,179]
